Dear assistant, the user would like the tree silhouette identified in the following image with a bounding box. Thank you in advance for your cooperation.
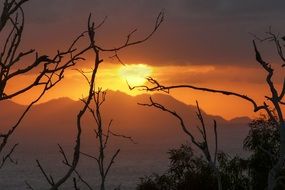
[137,116,284,190]
[243,115,285,189]
[132,29,285,190]
[139,99,222,190]
[136,144,249,190]
[79,88,135,190]
[33,12,164,190]
[0,0,89,170]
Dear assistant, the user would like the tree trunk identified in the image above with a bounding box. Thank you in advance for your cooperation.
[100,178,105,190]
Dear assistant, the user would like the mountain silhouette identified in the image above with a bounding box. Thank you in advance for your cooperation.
[0,91,253,189]
[1,90,251,154]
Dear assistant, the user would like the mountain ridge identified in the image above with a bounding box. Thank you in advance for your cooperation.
[0,90,251,156]
[4,90,251,123]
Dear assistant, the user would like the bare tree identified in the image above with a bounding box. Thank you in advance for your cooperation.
[131,29,285,190]
[80,89,118,190]
[139,97,222,190]
[0,0,90,169]
[35,12,164,190]
[79,88,135,190]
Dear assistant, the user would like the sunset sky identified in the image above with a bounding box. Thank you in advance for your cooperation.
[6,0,285,119]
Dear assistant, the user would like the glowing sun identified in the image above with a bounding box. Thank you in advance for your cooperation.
[118,64,152,86]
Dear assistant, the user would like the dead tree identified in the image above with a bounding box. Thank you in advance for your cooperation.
[78,88,135,190]
[81,89,118,190]
[139,97,222,190]
[0,0,89,169]
[131,29,285,190]
[35,12,164,190]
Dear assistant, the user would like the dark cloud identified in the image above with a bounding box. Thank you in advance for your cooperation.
[154,65,271,85]
[19,0,285,67]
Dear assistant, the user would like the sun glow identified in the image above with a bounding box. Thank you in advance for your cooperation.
[118,64,152,86]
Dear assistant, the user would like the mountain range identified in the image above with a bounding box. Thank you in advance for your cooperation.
[0,90,251,153]
[0,91,252,189]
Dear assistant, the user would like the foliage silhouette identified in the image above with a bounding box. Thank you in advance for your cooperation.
[244,116,285,190]
[131,29,285,190]
[138,98,222,189]
[137,116,285,190]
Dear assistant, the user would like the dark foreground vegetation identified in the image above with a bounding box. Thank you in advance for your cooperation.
[137,116,285,190]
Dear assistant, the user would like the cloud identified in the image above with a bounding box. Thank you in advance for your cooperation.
[25,0,285,23]
[153,65,284,86]
[17,0,285,67]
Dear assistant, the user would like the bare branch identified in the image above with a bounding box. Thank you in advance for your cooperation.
[0,0,28,32]
[138,97,200,148]
[0,143,18,169]
[0,81,47,154]
[35,10,162,189]
[104,149,120,177]
[109,131,137,144]
[213,121,218,166]
[73,178,80,190]
[138,97,221,189]
[74,170,94,190]
[36,160,55,186]
[94,16,107,30]
[279,78,285,100]
[109,50,125,65]
[58,145,94,190]
[0,2,92,171]
[81,152,99,162]
[196,101,207,143]
[95,11,164,52]
[25,181,35,190]
[58,144,69,165]
[266,29,285,65]
[132,77,267,113]
[74,68,92,85]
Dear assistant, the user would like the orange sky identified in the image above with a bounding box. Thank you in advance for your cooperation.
[7,62,281,120]
[3,0,285,120]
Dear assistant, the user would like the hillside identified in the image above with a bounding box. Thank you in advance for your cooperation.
[1,91,251,152]
[0,91,252,189]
